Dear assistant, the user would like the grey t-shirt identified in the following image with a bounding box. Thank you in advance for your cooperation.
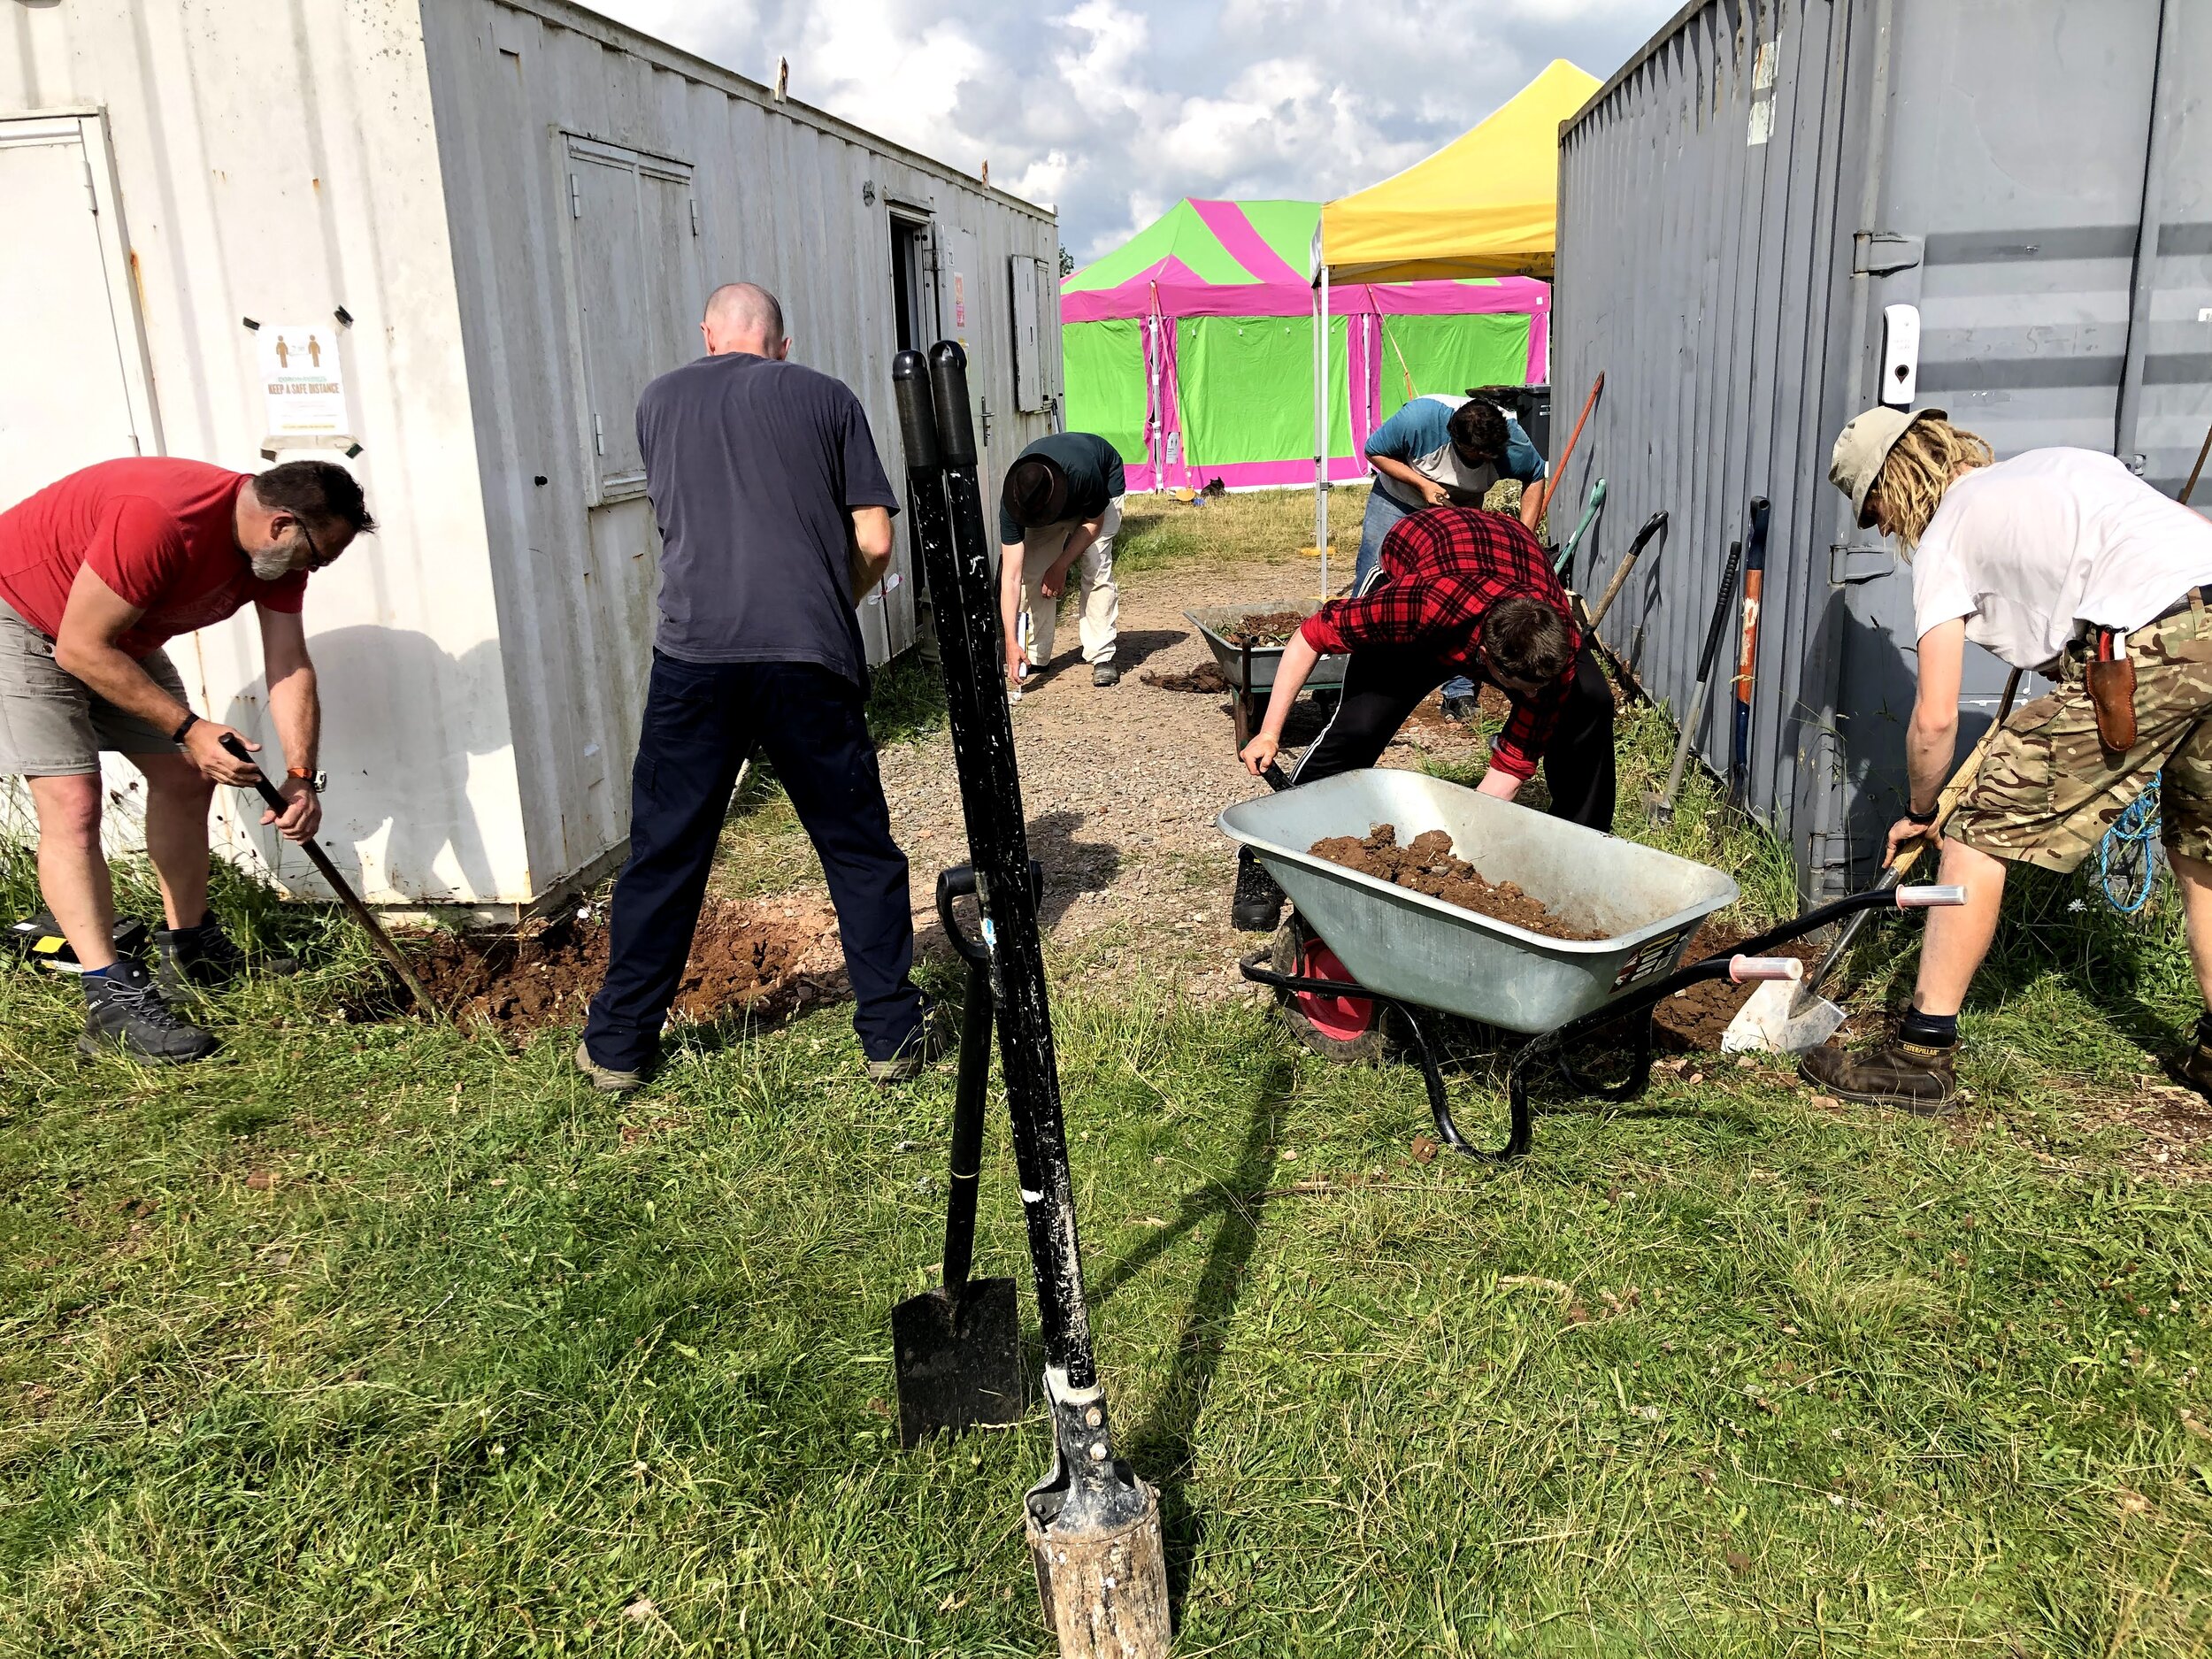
[639,352,899,686]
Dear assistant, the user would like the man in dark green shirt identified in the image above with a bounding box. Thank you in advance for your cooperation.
[998,431,1125,690]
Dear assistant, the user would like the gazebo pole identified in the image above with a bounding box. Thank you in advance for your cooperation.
[1315,262,1331,596]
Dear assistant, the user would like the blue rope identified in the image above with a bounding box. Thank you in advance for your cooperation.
[2097,772,2162,915]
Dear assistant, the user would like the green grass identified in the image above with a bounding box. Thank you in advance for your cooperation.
[4,488,2211,1655]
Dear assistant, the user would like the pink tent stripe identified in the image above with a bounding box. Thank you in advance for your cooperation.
[1189,199,1307,286]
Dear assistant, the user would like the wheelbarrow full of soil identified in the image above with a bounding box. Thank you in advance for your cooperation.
[1219,769,1965,1159]
[1183,599,1349,748]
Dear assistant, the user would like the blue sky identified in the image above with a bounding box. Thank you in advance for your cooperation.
[588,0,1683,265]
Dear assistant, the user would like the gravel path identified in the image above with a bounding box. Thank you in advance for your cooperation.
[879,548,1493,996]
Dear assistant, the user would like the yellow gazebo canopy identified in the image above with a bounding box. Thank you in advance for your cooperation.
[1320,59,1601,282]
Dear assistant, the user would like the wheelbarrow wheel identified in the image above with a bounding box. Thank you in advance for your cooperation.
[1270,916,1388,1063]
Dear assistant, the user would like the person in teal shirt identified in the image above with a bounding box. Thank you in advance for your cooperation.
[1357,395,1547,719]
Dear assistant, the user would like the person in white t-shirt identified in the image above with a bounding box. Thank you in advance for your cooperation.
[1802,407,2212,1112]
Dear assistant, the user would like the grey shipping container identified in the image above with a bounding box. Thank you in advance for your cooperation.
[1554,0,2209,896]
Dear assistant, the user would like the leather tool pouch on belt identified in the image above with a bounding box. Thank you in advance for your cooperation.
[2086,630,2139,752]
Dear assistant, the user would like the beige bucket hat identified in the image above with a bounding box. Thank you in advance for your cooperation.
[1830,405,1947,528]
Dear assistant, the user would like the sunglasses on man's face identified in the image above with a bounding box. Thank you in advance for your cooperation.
[289,517,342,572]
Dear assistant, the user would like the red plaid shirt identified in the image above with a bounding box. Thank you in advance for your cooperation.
[1300,506,1578,780]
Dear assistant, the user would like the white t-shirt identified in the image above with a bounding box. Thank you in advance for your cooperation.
[1911,448,2212,670]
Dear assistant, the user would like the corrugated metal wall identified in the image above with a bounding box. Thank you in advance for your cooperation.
[421,0,1062,893]
[1557,0,2211,895]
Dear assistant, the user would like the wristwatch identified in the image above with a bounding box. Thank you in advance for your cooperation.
[287,766,327,792]
[1903,802,1939,826]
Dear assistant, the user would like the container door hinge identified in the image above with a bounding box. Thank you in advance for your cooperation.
[1853,232,1923,276]
[81,153,98,216]
[689,197,701,236]
[569,173,581,219]
[592,412,605,456]
[1830,541,1894,585]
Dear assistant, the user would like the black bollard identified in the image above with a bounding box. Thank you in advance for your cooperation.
[891,346,1170,1656]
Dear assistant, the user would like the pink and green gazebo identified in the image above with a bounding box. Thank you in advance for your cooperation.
[1061,198,1548,492]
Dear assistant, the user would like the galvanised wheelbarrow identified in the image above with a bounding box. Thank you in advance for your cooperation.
[1183,600,1349,749]
[1220,769,1964,1161]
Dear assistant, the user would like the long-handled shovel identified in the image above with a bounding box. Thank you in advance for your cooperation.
[1586,510,1667,633]
[895,345,1171,1656]
[1647,534,1745,824]
[1803,667,2023,1006]
[890,866,1024,1447]
[218,733,437,1014]
[1550,477,1607,576]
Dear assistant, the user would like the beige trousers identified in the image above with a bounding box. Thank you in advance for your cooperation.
[1019,497,1121,668]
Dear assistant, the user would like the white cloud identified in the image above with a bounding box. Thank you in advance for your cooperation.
[587,0,1681,263]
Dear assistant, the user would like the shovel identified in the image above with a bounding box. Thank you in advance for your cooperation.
[891,865,1025,1447]
[1647,535,1744,824]
[1551,478,1607,576]
[218,733,438,1014]
[1725,666,2024,1055]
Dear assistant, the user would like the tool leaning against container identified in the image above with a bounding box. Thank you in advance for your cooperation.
[890,344,1171,1659]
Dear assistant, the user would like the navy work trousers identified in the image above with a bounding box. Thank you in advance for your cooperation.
[584,655,926,1071]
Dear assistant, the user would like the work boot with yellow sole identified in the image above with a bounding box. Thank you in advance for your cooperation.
[1799,1034,1957,1116]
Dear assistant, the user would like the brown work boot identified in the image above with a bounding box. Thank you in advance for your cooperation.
[1799,1033,1958,1116]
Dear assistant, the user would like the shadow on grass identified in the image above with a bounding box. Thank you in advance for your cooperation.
[1087,1053,1294,1609]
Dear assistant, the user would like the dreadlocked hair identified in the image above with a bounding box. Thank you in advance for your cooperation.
[1876,418,1993,551]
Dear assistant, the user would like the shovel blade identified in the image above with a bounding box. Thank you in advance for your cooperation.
[891,1278,1023,1448]
[1722,979,1845,1056]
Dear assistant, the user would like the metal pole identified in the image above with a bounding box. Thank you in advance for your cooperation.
[1318,263,1332,595]
[892,348,1169,1656]
[2116,0,2179,472]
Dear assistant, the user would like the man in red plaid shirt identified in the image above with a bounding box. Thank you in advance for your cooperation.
[1232,504,1617,930]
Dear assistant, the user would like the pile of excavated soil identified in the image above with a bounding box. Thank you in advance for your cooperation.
[1649,923,1829,1052]
[365,898,841,1040]
[1141,660,1231,694]
[1309,824,1606,941]
[1220,610,1309,649]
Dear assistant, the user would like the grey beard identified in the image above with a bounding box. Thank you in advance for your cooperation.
[250,547,297,581]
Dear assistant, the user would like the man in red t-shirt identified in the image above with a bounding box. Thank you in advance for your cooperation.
[0,457,376,1061]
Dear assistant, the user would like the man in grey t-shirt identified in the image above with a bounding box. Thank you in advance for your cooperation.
[579,282,941,1091]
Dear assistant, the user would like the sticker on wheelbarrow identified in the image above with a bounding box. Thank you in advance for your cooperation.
[1610,927,1690,991]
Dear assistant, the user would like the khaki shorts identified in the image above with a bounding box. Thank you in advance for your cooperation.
[1951,594,2212,872]
[0,600,189,777]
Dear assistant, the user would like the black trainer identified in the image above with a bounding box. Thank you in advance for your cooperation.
[1233,850,1286,933]
[80,958,217,1063]
[156,917,296,996]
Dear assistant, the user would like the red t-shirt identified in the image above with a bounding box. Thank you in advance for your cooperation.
[0,457,307,657]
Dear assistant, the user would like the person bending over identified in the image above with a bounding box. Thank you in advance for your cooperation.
[1804,407,2212,1112]
[1230,503,1615,932]
[998,431,1125,690]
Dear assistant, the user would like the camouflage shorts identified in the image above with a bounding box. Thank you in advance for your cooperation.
[1951,595,2212,872]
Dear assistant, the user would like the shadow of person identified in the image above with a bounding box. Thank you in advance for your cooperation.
[1024,809,1122,934]
[222,627,510,904]
[1107,627,1188,672]
[1087,1053,1294,1610]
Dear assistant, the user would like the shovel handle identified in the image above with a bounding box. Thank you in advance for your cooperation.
[216,733,438,1015]
[1887,666,2024,879]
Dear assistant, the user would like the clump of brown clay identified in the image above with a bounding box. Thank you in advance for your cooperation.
[1220,611,1309,649]
[1309,823,1606,941]
[1141,660,1232,694]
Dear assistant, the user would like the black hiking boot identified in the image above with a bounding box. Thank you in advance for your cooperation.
[1799,1033,1957,1116]
[1441,694,1479,723]
[80,959,217,1063]
[156,917,296,997]
[1233,850,1286,933]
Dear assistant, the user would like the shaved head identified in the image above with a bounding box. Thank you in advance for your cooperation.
[702,282,787,358]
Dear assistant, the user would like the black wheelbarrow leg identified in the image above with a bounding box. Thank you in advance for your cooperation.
[897,348,1171,1657]
[890,869,1022,1448]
